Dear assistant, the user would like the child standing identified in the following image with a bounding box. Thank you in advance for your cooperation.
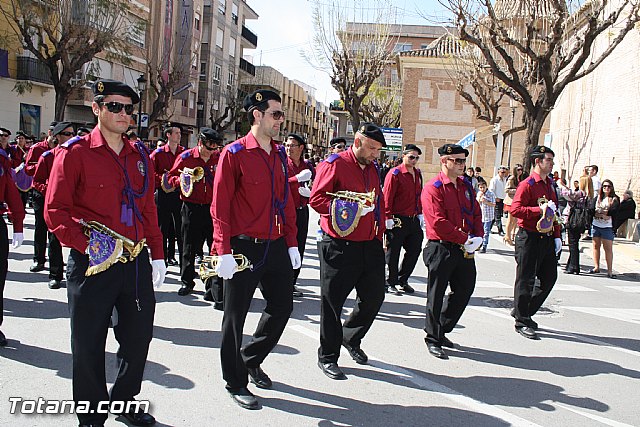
[477,178,496,253]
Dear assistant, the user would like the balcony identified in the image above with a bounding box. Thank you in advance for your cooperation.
[239,57,255,76]
[241,25,257,48]
[17,56,53,85]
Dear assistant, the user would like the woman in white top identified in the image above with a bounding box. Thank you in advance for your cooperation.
[588,179,620,278]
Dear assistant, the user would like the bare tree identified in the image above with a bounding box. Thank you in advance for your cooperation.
[360,80,402,128]
[438,0,640,169]
[0,0,141,120]
[306,0,397,130]
[208,84,246,134]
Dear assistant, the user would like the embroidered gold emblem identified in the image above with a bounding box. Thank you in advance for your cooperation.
[97,82,104,93]
[446,146,452,153]
[255,92,263,102]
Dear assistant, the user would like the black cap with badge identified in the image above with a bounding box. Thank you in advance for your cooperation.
[243,89,281,111]
[92,79,140,104]
[329,137,347,147]
[287,133,305,145]
[404,143,422,155]
[52,121,74,136]
[529,145,555,159]
[199,127,223,144]
[356,123,386,147]
[438,143,469,157]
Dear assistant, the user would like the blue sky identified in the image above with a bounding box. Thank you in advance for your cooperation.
[246,0,449,105]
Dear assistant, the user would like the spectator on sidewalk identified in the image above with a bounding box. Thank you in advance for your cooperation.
[560,176,592,274]
[465,167,478,191]
[504,164,525,245]
[476,178,495,253]
[489,165,509,236]
[588,179,619,278]
[612,190,635,235]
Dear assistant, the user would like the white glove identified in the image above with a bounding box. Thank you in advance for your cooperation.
[216,254,238,280]
[554,238,562,255]
[361,205,375,216]
[385,219,395,229]
[151,259,167,289]
[288,247,301,269]
[295,169,312,183]
[464,236,483,253]
[298,186,311,197]
[547,200,557,212]
[11,232,24,249]
[418,214,425,228]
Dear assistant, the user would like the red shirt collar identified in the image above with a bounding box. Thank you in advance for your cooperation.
[89,126,134,156]
[530,171,546,183]
[245,131,278,152]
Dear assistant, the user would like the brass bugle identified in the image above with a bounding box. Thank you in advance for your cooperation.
[391,217,402,228]
[79,219,146,259]
[199,254,252,280]
[325,189,376,206]
[180,166,204,182]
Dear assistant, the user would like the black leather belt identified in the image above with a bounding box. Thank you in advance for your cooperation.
[234,234,270,244]
[429,239,462,249]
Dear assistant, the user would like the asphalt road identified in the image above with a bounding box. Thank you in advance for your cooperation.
[1,208,639,426]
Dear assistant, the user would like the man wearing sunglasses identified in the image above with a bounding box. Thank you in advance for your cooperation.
[310,123,387,380]
[27,122,74,289]
[0,127,11,155]
[328,137,347,155]
[150,123,185,268]
[211,89,300,410]
[167,127,222,299]
[421,143,483,359]
[44,79,164,427]
[285,133,314,297]
[383,144,424,295]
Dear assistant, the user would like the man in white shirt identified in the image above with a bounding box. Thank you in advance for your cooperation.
[489,165,509,236]
[590,165,601,193]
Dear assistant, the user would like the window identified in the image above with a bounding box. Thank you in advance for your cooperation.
[231,3,238,24]
[227,71,234,87]
[229,37,236,57]
[189,92,195,110]
[20,103,41,136]
[194,12,201,31]
[126,18,145,48]
[218,0,225,15]
[392,42,412,53]
[200,62,207,81]
[216,28,224,48]
[420,43,429,49]
[213,64,221,84]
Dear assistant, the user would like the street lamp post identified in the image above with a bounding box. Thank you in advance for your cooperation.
[507,98,516,168]
[196,100,204,130]
[136,74,147,138]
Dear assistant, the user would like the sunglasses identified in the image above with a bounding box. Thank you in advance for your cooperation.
[333,144,345,149]
[602,185,612,188]
[517,168,523,171]
[58,131,74,137]
[0,133,9,137]
[100,101,135,115]
[202,142,221,151]
[263,110,285,120]
[447,157,467,165]
[407,155,420,160]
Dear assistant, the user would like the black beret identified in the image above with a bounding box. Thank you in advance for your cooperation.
[15,130,28,138]
[76,127,91,135]
[356,123,386,147]
[287,133,305,145]
[0,127,11,135]
[163,122,182,133]
[438,143,469,157]
[243,89,281,111]
[529,145,555,158]
[52,121,73,136]
[404,144,422,155]
[329,137,347,147]
[49,121,58,129]
[199,127,223,143]
[93,79,140,104]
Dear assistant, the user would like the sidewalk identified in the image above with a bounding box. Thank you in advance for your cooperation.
[577,236,640,279]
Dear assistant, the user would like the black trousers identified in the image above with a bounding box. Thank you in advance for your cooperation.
[31,190,48,265]
[493,199,504,233]
[48,232,64,280]
[293,206,309,285]
[180,202,212,288]
[66,248,155,425]
[220,237,293,391]
[155,190,182,262]
[317,235,385,363]
[513,229,557,327]
[566,227,582,272]
[385,215,423,286]
[422,241,476,345]
[0,216,8,327]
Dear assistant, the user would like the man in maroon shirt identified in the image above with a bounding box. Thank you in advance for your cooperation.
[167,127,222,297]
[309,123,387,380]
[510,146,562,340]
[0,150,25,347]
[383,143,424,295]
[44,79,164,427]
[421,143,483,359]
[285,132,314,297]
[149,123,185,267]
[211,89,300,410]
[30,122,74,289]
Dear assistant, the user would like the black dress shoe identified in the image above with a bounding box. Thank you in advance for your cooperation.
[228,388,259,410]
[515,326,539,340]
[317,361,347,380]
[0,330,8,347]
[386,285,401,295]
[177,284,194,296]
[426,343,447,359]
[399,283,415,294]
[121,410,156,426]
[342,342,368,364]
[527,319,539,330]
[248,366,272,389]
[213,302,224,311]
[29,263,45,272]
[166,258,179,266]
[48,279,61,289]
[441,336,455,349]
[292,286,304,297]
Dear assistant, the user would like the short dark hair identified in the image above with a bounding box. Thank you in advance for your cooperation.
[475,167,482,173]
[590,164,599,173]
